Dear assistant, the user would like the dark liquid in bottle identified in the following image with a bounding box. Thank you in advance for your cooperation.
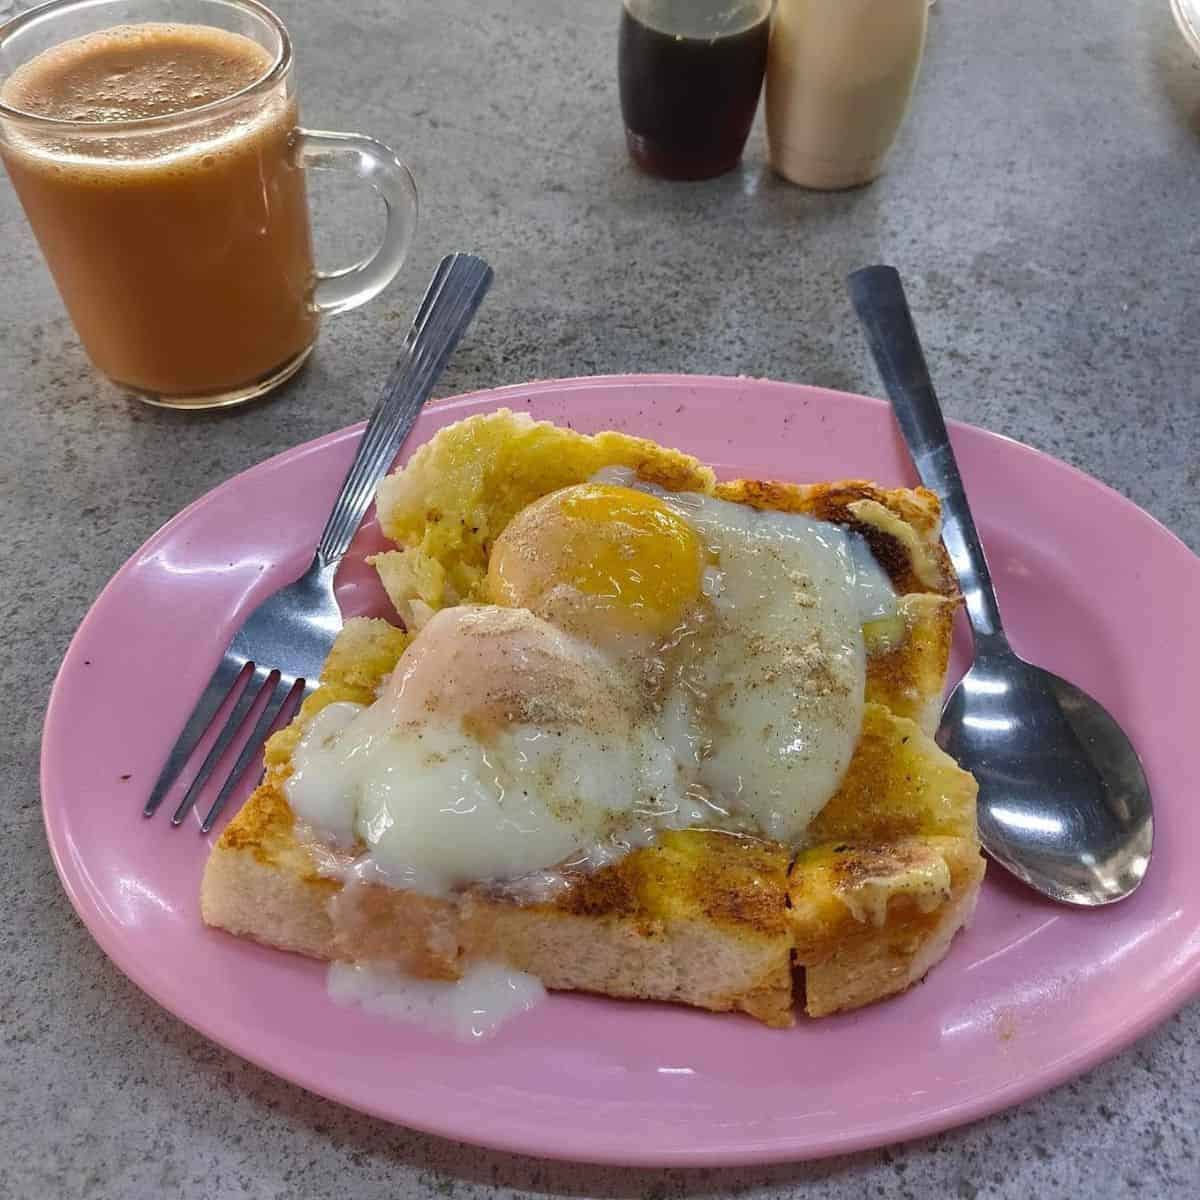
[618,3,770,180]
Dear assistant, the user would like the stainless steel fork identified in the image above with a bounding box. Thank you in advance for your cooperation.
[143,252,494,833]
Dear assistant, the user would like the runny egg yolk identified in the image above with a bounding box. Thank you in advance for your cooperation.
[487,483,703,642]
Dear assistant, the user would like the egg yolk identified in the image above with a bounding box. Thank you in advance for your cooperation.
[488,483,703,640]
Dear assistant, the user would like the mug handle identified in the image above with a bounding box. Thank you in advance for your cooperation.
[292,128,419,315]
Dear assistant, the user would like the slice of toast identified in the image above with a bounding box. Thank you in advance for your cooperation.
[202,411,983,1026]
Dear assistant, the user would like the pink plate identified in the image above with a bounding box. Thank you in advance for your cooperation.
[41,375,1200,1166]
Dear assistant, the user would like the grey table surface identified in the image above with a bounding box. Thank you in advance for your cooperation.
[2,0,1198,1197]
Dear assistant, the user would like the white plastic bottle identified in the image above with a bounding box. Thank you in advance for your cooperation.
[765,0,929,189]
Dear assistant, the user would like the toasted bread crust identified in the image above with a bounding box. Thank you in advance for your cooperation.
[713,478,954,596]
[797,840,986,1017]
[203,761,799,1024]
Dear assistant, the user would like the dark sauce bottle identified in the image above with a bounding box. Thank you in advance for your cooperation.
[618,0,771,181]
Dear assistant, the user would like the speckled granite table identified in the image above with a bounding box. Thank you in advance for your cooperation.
[3,1,1198,1196]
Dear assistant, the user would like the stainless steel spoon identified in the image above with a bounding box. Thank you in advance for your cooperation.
[848,265,1153,906]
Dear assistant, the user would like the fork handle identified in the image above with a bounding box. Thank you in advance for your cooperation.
[315,253,494,566]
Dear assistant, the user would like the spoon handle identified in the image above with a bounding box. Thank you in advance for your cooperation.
[848,264,1008,651]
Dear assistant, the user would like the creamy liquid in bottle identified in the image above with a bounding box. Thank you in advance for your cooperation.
[766,0,928,190]
[0,24,316,398]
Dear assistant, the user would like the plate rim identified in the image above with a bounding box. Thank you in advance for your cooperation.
[40,372,1200,1166]
[1171,0,1200,57]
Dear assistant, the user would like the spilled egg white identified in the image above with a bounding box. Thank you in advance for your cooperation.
[286,470,897,896]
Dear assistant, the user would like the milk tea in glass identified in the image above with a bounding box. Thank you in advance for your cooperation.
[0,0,417,408]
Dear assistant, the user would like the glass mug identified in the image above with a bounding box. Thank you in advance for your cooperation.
[0,0,417,408]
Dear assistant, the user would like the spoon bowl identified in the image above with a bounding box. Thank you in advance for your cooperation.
[849,264,1154,906]
[941,651,1152,905]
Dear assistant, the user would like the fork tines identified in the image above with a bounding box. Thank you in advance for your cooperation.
[142,251,494,837]
[143,660,305,834]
